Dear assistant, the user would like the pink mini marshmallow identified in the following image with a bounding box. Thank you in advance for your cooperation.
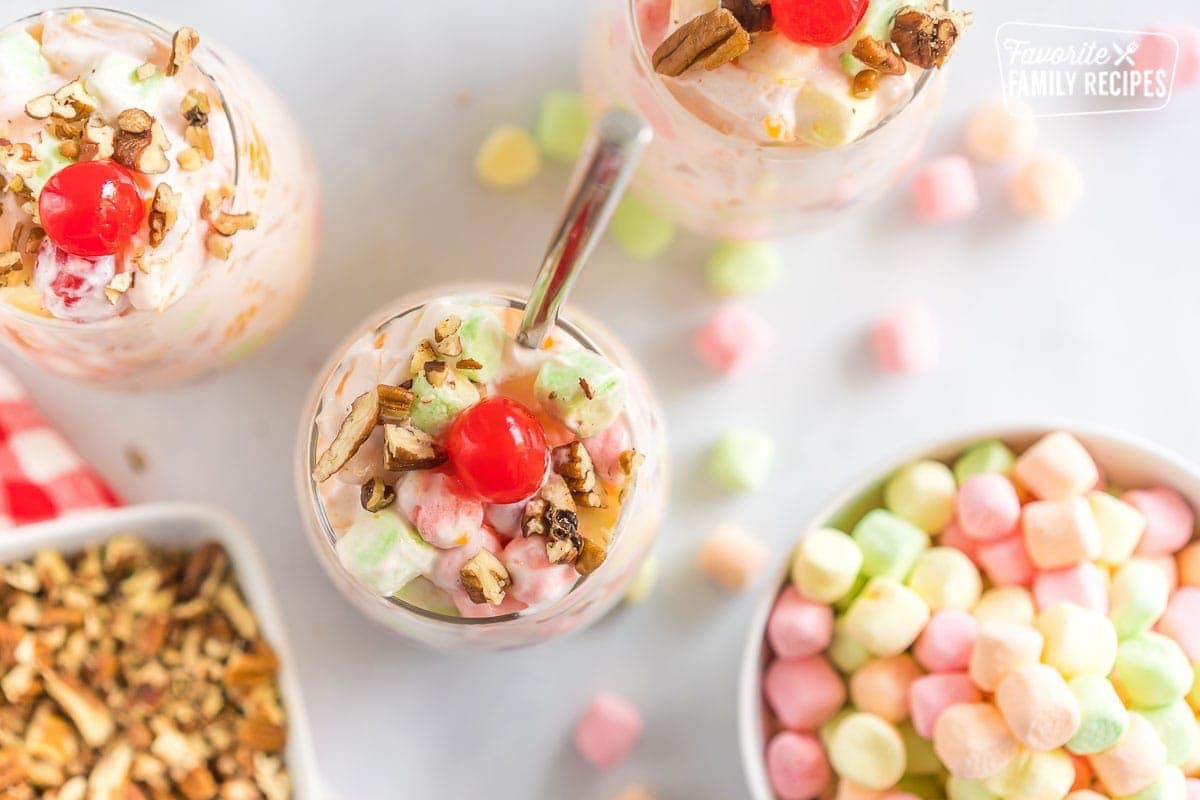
[1187,777,1200,800]
[1138,26,1200,87]
[573,692,643,768]
[768,586,836,660]
[395,470,485,549]
[692,303,773,376]
[870,304,940,375]
[915,610,980,673]
[1022,498,1101,570]
[975,534,1036,587]
[502,534,578,607]
[765,731,833,800]
[1157,586,1200,660]
[584,419,634,485]
[1126,487,1195,556]
[909,155,980,224]
[1033,562,1109,614]
[1014,431,1100,501]
[482,502,525,539]
[938,521,980,560]
[909,672,982,740]
[957,474,1022,542]
[764,656,846,732]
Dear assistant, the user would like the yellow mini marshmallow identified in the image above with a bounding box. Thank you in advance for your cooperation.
[842,577,931,658]
[1088,491,1146,565]
[829,618,872,674]
[1036,603,1119,678]
[907,546,983,612]
[791,527,863,604]
[884,459,958,533]
[474,124,541,189]
[828,712,907,791]
[984,749,1076,800]
[974,586,1037,626]
[947,777,1001,800]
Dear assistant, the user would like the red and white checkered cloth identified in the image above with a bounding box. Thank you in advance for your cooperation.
[0,365,120,527]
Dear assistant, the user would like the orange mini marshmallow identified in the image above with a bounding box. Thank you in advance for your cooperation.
[995,663,1082,750]
[1179,542,1200,588]
[695,523,769,592]
[1021,498,1101,570]
[1088,714,1168,797]
[934,702,1020,780]
[969,620,1044,692]
[1014,431,1100,501]
[849,655,925,724]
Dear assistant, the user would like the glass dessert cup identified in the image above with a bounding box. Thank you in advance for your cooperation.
[581,0,948,240]
[0,8,318,390]
[296,285,668,651]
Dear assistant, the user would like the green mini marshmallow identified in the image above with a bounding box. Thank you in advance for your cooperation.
[394,576,457,616]
[534,348,626,438]
[84,52,165,112]
[953,439,1017,485]
[26,136,72,196]
[708,428,774,492]
[1110,560,1170,639]
[705,241,781,298]
[884,459,957,533]
[409,368,480,437]
[0,29,50,83]
[456,310,506,382]
[1140,701,1200,765]
[536,91,588,162]
[1117,765,1186,800]
[946,778,1000,800]
[852,509,930,581]
[829,617,871,674]
[1066,675,1128,755]
[610,194,676,260]
[1113,632,1194,709]
[336,509,435,597]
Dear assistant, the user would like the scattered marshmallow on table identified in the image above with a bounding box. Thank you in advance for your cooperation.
[849,655,923,724]
[1139,25,1200,88]
[768,586,835,660]
[964,100,1037,162]
[995,663,1082,750]
[474,124,541,190]
[1008,151,1085,221]
[709,429,775,492]
[766,732,833,800]
[706,241,781,298]
[870,305,940,375]
[909,155,980,224]
[764,656,847,731]
[693,302,774,376]
[573,692,643,768]
[696,523,769,592]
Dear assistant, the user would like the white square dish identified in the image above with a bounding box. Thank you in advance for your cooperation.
[0,502,322,797]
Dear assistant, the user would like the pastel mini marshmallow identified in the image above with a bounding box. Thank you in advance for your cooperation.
[934,703,1020,780]
[870,304,940,375]
[764,656,847,731]
[1033,561,1109,614]
[995,663,1082,750]
[1158,587,1200,661]
[1140,701,1200,766]
[939,521,980,560]
[843,577,931,658]
[767,586,835,660]
[696,523,770,592]
[790,527,864,604]
[976,535,1036,587]
[1189,777,1200,800]
[1110,560,1171,639]
[830,618,872,674]
[853,509,931,581]
[828,712,907,791]
[1126,487,1195,557]
[502,534,578,607]
[946,777,1002,800]
[915,610,980,673]
[1146,555,1181,593]
[1178,543,1200,588]
[835,780,887,800]
[957,474,1022,542]
[395,470,485,549]
[1008,151,1085,221]
[965,100,1037,162]
[1067,675,1129,756]
[907,547,983,612]
[969,620,1045,693]
[766,731,833,800]
[1070,755,1093,792]
[849,655,924,724]
[1065,792,1107,800]
[1112,632,1194,709]
[984,749,1076,800]
[909,672,982,740]
[1139,26,1200,87]
[1036,603,1119,679]
[974,586,1037,626]
[1089,491,1147,565]
[692,302,774,376]
[954,440,1018,486]
[573,692,643,768]
[1089,714,1168,797]
[884,460,958,534]
[1014,432,1101,501]
[1022,497,1101,570]
[909,155,980,224]
[428,526,499,591]
[1125,766,1187,800]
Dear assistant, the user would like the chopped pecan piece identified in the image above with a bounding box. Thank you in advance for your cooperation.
[148,184,181,248]
[177,765,218,800]
[205,232,233,260]
[575,537,608,576]
[0,749,25,789]
[359,478,396,512]
[433,315,461,343]
[618,448,645,502]
[721,0,773,32]
[39,667,114,747]
[236,717,286,753]
[383,424,447,472]
[113,110,170,174]
[179,542,228,600]
[459,550,510,605]
[376,384,413,424]
[552,441,604,508]
[210,212,258,236]
[435,334,463,359]
[423,360,448,387]
[891,6,968,69]
[853,36,907,75]
[652,8,750,76]
[311,389,381,482]
[456,358,483,372]
[852,69,880,99]
[410,339,438,376]
[168,28,201,77]
[79,115,115,162]
[523,475,583,563]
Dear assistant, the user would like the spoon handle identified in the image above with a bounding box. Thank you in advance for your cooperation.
[516,108,652,349]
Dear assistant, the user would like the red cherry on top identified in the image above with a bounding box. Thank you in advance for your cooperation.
[445,397,550,505]
[773,0,870,46]
[39,161,146,258]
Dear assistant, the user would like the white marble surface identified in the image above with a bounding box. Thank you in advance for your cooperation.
[3,0,1199,797]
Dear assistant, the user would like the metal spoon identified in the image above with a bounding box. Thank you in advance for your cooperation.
[515,108,652,349]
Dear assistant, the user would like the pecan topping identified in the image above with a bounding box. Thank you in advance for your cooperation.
[721,0,773,33]
[148,183,181,248]
[553,441,604,508]
[377,384,414,424]
[410,339,437,375]
[204,232,233,260]
[618,448,645,503]
[104,271,133,304]
[652,8,751,77]
[459,550,510,605]
[179,542,229,600]
[78,115,115,162]
[113,109,170,174]
[853,36,907,75]
[383,423,447,472]
[852,69,880,99]
[423,360,448,388]
[575,537,608,576]
[891,6,968,69]
[0,252,21,275]
[24,79,97,121]
[312,389,381,482]
[360,478,396,512]
[167,27,201,76]
[433,315,461,343]
[210,211,258,236]
[523,475,583,564]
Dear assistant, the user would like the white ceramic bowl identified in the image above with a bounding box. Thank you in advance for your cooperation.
[737,424,1200,800]
[0,503,322,797]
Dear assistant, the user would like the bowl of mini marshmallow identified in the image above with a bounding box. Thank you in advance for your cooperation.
[738,425,1200,800]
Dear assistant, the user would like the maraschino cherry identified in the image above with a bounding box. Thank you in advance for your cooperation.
[772,0,870,46]
[39,161,145,258]
[445,397,550,504]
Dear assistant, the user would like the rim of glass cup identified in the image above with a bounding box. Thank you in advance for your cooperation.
[301,286,652,627]
[622,0,940,159]
[0,6,242,331]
